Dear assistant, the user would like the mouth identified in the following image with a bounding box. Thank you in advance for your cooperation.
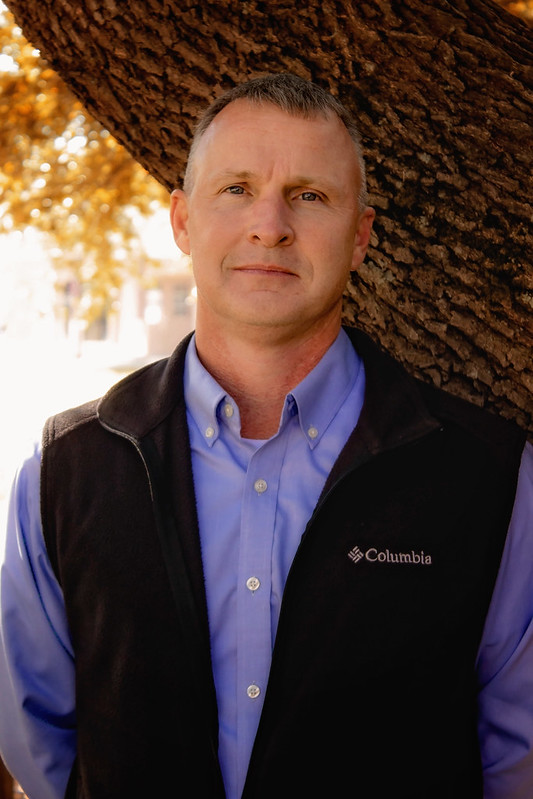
[232,263,297,277]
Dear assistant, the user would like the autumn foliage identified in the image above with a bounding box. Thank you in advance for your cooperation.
[0,5,168,320]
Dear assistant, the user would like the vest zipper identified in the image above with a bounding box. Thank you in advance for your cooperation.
[98,418,225,794]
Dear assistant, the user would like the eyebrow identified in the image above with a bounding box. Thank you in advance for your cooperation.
[212,169,341,195]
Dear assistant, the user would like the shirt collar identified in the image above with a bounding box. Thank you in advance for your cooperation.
[184,339,229,446]
[184,329,363,449]
[289,328,362,448]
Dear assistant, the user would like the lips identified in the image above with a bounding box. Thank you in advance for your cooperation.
[232,263,297,276]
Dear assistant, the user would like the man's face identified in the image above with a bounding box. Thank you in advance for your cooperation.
[170,99,374,343]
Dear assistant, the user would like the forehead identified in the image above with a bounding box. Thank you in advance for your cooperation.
[190,99,360,188]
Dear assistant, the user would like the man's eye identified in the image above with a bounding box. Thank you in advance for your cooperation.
[225,185,245,195]
[299,191,320,201]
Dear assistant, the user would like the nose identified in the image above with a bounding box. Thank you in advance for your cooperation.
[247,196,294,247]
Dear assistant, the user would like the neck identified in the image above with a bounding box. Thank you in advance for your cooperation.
[194,317,341,439]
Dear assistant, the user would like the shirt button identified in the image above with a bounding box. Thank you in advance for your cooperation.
[223,403,234,418]
[254,478,267,494]
[246,576,260,592]
[308,426,318,439]
[247,684,261,699]
[205,426,215,438]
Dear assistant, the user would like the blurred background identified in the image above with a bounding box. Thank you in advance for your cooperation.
[0,1,197,526]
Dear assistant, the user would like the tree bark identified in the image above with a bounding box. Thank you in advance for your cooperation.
[6,0,532,436]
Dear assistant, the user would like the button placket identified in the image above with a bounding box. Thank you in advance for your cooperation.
[236,440,281,745]
[236,424,293,769]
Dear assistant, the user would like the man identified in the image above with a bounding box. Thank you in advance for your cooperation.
[0,73,532,799]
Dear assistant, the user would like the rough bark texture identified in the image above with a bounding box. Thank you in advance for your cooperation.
[6,0,533,436]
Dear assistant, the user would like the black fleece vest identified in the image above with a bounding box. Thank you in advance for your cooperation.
[41,329,525,798]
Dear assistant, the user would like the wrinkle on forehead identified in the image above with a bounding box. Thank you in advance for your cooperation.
[184,98,361,203]
[186,101,362,203]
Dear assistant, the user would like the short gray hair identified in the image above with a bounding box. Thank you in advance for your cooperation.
[183,73,368,208]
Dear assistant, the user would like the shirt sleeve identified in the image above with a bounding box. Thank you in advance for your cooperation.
[0,442,76,799]
[478,440,533,798]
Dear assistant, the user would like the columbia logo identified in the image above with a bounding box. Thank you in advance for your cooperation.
[347,545,364,564]
[347,545,432,566]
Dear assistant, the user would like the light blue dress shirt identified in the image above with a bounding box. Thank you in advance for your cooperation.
[184,330,365,797]
[0,329,532,799]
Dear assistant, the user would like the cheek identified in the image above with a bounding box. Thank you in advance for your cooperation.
[307,220,350,254]
[186,227,212,266]
[332,228,361,270]
[189,212,232,252]
[310,229,353,274]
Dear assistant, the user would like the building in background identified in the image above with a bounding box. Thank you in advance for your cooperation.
[120,260,196,358]
[1,219,196,361]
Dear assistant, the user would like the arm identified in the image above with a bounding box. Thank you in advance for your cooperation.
[0,443,76,799]
[478,441,533,798]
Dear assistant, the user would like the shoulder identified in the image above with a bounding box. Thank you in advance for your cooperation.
[345,326,526,468]
[42,399,100,448]
[419,376,524,438]
[417,379,526,468]
[41,332,193,459]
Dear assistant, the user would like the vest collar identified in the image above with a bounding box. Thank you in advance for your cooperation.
[97,332,194,439]
[344,327,441,455]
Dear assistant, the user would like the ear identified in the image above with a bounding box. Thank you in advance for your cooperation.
[350,207,375,271]
[170,189,191,255]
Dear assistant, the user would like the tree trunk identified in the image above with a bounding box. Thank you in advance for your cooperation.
[6,0,532,436]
